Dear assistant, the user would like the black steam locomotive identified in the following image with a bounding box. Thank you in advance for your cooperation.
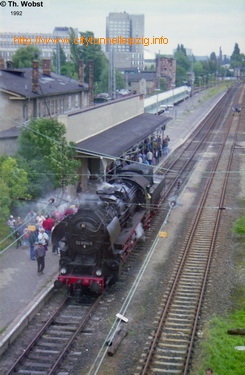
[52,163,165,296]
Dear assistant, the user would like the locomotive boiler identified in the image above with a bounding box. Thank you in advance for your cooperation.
[53,163,165,296]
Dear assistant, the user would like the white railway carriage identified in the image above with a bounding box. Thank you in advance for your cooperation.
[144,85,191,114]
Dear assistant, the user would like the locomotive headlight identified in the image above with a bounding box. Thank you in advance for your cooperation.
[60,267,67,275]
[96,269,102,276]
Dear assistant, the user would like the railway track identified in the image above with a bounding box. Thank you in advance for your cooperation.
[2,85,243,375]
[5,295,102,375]
[157,86,236,201]
[137,86,244,374]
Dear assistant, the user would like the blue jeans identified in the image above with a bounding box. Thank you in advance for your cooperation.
[30,245,35,260]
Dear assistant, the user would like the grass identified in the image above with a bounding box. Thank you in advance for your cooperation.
[192,308,245,375]
[191,213,245,375]
[0,326,8,335]
[200,83,230,103]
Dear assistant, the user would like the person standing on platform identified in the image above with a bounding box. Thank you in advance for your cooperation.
[35,243,46,275]
[22,226,29,248]
[37,227,49,251]
[15,229,22,249]
[25,209,36,225]
[76,181,83,200]
[15,217,23,249]
[35,212,45,231]
[7,215,16,238]
[42,215,54,240]
[146,149,153,165]
[28,230,36,260]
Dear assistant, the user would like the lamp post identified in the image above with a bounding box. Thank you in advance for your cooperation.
[155,88,160,115]
[171,83,175,122]
[183,81,188,111]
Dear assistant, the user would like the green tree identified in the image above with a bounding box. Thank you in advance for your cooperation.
[174,45,191,71]
[52,44,67,72]
[69,27,81,72]
[193,61,204,83]
[0,177,11,246]
[0,156,30,202]
[174,44,191,87]
[175,65,188,87]
[12,45,41,68]
[230,43,245,72]
[209,52,218,74]
[69,28,108,85]
[60,61,78,78]
[0,156,29,240]
[0,177,11,219]
[52,45,78,78]
[95,64,125,94]
[17,118,80,196]
[159,78,167,91]
[230,43,240,67]
[0,156,30,201]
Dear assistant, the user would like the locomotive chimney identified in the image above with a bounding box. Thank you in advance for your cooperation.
[42,59,51,76]
[78,60,84,86]
[32,60,39,93]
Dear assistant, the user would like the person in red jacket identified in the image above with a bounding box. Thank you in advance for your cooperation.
[42,215,54,240]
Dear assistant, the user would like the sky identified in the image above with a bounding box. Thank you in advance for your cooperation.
[0,0,244,58]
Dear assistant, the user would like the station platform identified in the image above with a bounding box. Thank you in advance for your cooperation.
[0,87,226,354]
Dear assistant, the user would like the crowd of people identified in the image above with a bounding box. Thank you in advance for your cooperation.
[107,134,171,176]
[129,135,171,166]
[6,134,171,274]
[6,205,78,275]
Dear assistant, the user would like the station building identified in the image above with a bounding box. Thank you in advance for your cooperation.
[0,59,90,154]
[58,96,169,191]
[0,59,170,191]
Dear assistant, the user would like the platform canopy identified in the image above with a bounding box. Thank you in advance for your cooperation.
[76,113,170,159]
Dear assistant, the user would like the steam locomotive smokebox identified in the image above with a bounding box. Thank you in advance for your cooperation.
[116,163,154,184]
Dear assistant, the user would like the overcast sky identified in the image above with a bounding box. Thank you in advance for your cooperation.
[0,0,244,57]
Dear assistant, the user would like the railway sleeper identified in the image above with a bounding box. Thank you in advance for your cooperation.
[168,311,193,317]
[162,327,191,334]
[174,294,198,300]
[167,318,192,323]
[14,371,47,374]
[34,348,60,354]
[155,354,185,361]
[160,337,190,344]
[21,361,51,369]
[177,286,200,292]
[52,319,79,324]
[150,364,183,373]
[158,339,189,346]
[42,335,69,341]
[148,370,182,374]
[44,329,74,336]
[153,359,184,367]
[160,336,190,344]
[180,278,203,284]
[27,353,58,361]
[37,341,65,348]
[156,347,187,355]
[49,326,77,335]
[169,309,196,316]
[170,301,197,307]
